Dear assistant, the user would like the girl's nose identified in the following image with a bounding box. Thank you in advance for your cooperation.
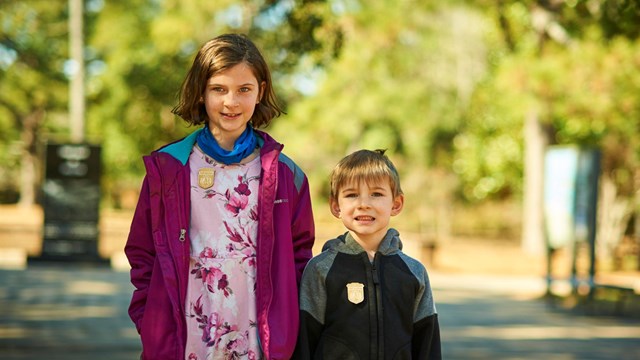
[224,93,239,108]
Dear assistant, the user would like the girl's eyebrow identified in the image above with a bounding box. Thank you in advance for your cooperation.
[207,82,256,87]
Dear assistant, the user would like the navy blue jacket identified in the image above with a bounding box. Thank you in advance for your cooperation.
[295,229,441,359]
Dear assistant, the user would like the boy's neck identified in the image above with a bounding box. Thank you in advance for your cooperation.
[349,231,385,261]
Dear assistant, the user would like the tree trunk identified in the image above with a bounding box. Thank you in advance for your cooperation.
[18,109,43,208]
[521,108,547,255]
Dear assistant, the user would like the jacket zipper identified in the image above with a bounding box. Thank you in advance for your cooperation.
[371,254,384,359]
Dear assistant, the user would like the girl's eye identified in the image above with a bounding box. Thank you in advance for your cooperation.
[239,87,251,93]
[212,87,225,93]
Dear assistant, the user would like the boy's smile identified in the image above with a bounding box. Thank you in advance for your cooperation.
[331,180,404,250]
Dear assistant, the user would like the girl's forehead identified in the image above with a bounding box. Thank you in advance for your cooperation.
[209,63,258,83]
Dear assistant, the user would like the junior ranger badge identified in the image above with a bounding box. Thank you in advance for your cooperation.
[198,168,215,189]
[346,282,365,304]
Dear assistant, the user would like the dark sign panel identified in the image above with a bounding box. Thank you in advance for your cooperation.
[29,143,108,264]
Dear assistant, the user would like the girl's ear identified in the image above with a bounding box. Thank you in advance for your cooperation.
[330,198,341,218]
[391,194,404,216]
[258,81,266,103]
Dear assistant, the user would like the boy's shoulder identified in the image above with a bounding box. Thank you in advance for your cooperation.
[396,250,426,269]
[303,235,348,271]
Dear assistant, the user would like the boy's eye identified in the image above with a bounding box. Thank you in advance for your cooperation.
[372,192,384,197]
[344,193,358,198]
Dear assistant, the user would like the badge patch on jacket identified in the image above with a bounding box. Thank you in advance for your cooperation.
[346,282,365,304]
[198,168,215,189]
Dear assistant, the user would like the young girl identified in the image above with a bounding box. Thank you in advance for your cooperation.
[125,33,315,360]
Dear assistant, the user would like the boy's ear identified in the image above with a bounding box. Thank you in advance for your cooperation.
[391,194,404,216]
[329,198,341,218]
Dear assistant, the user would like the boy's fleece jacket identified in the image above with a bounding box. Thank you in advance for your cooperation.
[125,128,315,360]
[295,229,441,359]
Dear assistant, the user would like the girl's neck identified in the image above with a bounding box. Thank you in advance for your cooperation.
[211,133,238,151]
[207,125,244,151]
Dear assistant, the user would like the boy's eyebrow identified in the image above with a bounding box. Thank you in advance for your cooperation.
[339,187,357,192]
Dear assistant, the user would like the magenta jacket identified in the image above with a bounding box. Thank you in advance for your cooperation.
[125,129,315,359]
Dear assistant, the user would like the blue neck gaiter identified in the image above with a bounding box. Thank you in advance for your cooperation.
[196,124,257,165]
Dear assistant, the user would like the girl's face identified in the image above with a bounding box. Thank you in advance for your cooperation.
[203,62,265,149]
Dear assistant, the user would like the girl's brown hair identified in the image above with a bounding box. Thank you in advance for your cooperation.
[330,149,403,201]
[172,33,283,128]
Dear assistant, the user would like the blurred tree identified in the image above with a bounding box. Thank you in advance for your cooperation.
[270,0,492,237]
[0,1,70,206]
[0,0,342,207]
[457,0,640,252]
[456,0,640,201]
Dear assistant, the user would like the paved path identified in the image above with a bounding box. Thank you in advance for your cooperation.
[431,273,640,360]
[0,266,639,359]
[0,265,141,359]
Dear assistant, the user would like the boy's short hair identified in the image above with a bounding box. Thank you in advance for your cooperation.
[330,149,403,201]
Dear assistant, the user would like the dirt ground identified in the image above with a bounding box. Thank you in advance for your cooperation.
[1,204,637,289]
[0,204,549,276]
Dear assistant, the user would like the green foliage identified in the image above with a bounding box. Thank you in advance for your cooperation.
[1,0,639,225]
[268,1,495,230]
[454,0,640,201]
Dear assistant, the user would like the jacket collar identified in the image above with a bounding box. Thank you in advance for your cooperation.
[157,127,278,165]
[323,228,403,256]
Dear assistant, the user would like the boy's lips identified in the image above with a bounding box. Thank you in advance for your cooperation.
[355,215,375,221]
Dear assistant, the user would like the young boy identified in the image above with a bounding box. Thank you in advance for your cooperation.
[295,149,441,359]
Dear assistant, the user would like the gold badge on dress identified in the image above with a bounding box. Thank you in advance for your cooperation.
[198,168,215,189]
[346,282,365,304]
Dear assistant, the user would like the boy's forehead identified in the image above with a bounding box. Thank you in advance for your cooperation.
[340,178,391,190]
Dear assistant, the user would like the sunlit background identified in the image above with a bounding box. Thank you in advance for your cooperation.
[0,0,639,359]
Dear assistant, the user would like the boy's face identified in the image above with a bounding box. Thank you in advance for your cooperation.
[330,179,404,244]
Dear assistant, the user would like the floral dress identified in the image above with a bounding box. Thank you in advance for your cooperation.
[184,146,262,360]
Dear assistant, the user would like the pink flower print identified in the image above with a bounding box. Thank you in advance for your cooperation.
[234,182,251,196]
[204,156,215,165]
[248,350,257,360]
[226,331,248,354]
[224,189,248,216]
[202,314,217,346]
[192,295,204,317]
[202,267,232,297]
[249,207,258,221]
[224,221,244,244]
[241,247,256,267]
[199,247,215,259]
[188,353,199,360]
[203,189,218,199]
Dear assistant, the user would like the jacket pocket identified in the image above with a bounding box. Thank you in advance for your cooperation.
[316,334,360,360]
[391,341,412,360]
